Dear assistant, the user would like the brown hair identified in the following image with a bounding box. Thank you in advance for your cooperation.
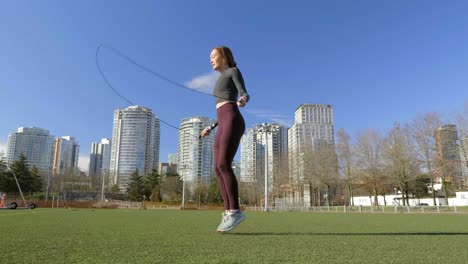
[213,46,237,68]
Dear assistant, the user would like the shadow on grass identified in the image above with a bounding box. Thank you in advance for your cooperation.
[225,232,468,236]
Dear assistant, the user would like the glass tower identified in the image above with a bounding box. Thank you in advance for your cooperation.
[177,117,215,191]
[89,138,111,178]
[52,136,80,176]
[109,106,160,192]
[6,127,55,173]
[288,104,334,182]
[240,123,288,187]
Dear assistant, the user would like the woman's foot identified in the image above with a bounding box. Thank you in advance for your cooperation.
[217,211,246,232]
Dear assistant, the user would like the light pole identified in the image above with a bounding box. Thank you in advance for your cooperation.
[100,172,106,206]
[259,124,277,212]
[45,172,51,206]
[182,172,186,209]
[181,164,190,209]
[264,129,269,212]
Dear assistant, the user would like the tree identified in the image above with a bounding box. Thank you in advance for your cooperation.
[354,129,387,206]
[312,143,339,206]
[30,166,43,193]
[126,169,145,201]
[206,176,222,203]
[456,104,468,189]
[413,175,431,198]
[10,154,33,194]
[160,175,183,203]
[144,169,162,202]
[270,155,291,202]
[409,113,442,205]
[435,152,458,204]
[336,128,356,206]
[0,160,16,193]
[385,123,419,205]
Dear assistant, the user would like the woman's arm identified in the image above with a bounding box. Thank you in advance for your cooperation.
[231,68,250,105]
[200,121,218,138]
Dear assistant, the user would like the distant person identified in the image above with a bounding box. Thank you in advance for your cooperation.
[0,192,5,207]
[200,46,249,232]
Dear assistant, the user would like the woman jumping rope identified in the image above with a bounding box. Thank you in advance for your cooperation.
[200,46,249,232]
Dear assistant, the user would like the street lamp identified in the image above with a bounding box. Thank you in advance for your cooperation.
[264,128,269,212]
[181,163,191,209]
[258,123,278,212]
[45,171,51,205]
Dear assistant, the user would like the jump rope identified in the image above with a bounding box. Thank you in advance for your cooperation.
[95,44,238,140]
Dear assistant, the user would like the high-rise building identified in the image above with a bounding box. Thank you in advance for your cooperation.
[434,124,462,182]
[109,106,160,192]
[240,126,257,183]
[159,162,178,176]
[177,117,215,191]
[240,123,288,188]
[168,153,178,165]
[89,138,111,178]
[52,136,80,176]
[288,104,334,183]
[6,127,55,173]
[232,160,241,181]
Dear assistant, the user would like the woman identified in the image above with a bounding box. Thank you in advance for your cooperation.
[200,46,249,232]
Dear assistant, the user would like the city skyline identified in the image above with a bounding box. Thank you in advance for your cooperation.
[1,2,468,173]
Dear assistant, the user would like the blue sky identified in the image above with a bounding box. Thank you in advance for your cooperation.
[1,1,467,172]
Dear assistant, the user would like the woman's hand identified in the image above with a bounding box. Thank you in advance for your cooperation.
[237,96,247,107]
[200,127,212,138]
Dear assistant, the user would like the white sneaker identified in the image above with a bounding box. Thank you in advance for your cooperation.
[216,212,229,232]
[218,211,246,232]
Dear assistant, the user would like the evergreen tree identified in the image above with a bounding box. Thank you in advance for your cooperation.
[30,166,43,192]
[144,169,161,202]
[0,160,16,193]
[10,154,33,193]
[111,184,120,193]
[126,169,145,201]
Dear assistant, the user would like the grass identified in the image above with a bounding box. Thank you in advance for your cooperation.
[1,209,468,264]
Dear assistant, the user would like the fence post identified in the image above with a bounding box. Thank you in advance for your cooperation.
[359,205,362,213]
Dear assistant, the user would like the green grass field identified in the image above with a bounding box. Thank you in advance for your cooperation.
[1,209,468,264]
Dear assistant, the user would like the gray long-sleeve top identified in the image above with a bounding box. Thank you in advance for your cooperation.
[213,67,250,105]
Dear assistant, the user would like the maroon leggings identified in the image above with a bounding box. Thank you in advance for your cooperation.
[214,103,245,210]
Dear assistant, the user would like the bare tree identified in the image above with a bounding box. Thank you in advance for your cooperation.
[385,122,420,205]
[456,102,468,187]
[336,128,356,206]
[160,175,183,203]
[354,129,387,206]
[312,143,339,206]
[435,153,458,204]
[271,155,291,201]
[409,113,442,205]
[302,143,320,206]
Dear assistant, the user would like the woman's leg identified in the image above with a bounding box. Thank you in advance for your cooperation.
[214,123,229,210]
[216,114,245,210]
